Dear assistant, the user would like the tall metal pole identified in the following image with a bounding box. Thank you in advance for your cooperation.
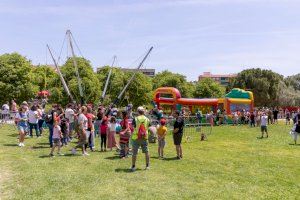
[66,30,85,104]
[113,46,153,105]
[47,44,74,103]
[101,56,116,99]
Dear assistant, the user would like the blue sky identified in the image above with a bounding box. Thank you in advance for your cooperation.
[0,0,300,81]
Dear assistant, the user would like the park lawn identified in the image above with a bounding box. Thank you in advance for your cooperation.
[0,123,299,200]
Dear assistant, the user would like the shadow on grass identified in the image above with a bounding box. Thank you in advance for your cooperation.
[3,143,18,147]
[37,142,49,145]
[7,134,19,137]
[31,146,50,149]
[105,156,120,160]
[115,168,142,173]
[288,143,300,146]
[163,157,179,161]
[38,153,81,158]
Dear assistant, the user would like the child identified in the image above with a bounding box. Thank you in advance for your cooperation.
[107,116,117,151]
[50,120,64,157]
[119,111,131,159]
[157,119,167,159]
[290,119,300,144]
[61,117,69,146]
[260,112,269,138]
[100,117,108,151]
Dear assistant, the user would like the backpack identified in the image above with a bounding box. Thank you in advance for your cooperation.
[137,119,147,139]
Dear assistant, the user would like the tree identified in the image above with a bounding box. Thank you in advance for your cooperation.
[0,53,39,105]
[97,67,153,108]
[59,57,102,104]
[31,65,59,91]
[285,74,300,91]
[277,81,300,106]
[228,68,283,106]
[193,78,225,98]
[152,70,194,97]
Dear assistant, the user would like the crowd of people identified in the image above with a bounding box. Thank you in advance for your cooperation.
[1,99,300,172]
[4,100,185,171]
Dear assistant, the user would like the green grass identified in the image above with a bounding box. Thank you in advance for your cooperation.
[0,123,299,200]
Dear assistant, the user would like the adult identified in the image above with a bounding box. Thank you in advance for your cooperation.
[47,104,58,147]
[28,105,40,137]
[131,106,150,171]
[72,106,89,156]
[85,106,96,151]
[173,110,184,159]
[15,107,29,147]
[273,108,279,124]
[196,109,202,124]
[65,104,75,139]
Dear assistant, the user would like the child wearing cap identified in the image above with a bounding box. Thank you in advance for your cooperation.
[157,118,167,159]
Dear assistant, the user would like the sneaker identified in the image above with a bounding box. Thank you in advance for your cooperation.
[130,166,136,172]
[71,148,76,155]
[145,166,150,170]
[18,143,22,147]
[21,143,25,147]
[82,152,90,156]
[176,156,181,160]
[49,153,55,157]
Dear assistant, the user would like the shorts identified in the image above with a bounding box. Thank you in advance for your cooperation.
[261,126,268,132]
[120,142,129,149]
[158,138,166,148]
[52,138,61,145]
[18,125,28,132]
[173,133,183,145]
[69,122,75,133]
[132,139,148,155]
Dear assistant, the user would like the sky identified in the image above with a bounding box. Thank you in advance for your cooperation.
[0,0,300,81]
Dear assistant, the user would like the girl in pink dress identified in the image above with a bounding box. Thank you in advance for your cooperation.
[107,116,117,151]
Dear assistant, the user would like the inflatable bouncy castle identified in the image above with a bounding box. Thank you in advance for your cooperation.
[153,87,254,115]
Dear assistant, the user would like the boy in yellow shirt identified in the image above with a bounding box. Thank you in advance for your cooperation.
[157,119,167,159]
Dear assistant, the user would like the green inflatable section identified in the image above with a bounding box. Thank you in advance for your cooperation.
[225,88,250,99]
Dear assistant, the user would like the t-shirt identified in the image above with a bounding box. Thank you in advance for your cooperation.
[100,124,108,135]
[109,123,116,132]
[2,104,9,114]
[53,125,61,139]
[15,112,28,127]
[78,113,88,130]
[261,115,268,126]
[85,113,94,130]
[28,110,39,124]
[174,117,184,134]
[65,108,75,123]
[157,125,167,138]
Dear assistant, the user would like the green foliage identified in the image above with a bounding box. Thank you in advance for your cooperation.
[0,53,39,105]
[277,81,300,106]
[193,78,225,98]
[228,68,283,106]
[97,67,153,108]
[152,70,195,97]
[285,73,300,91]
[60,57,102,104]
[31,65,59,91]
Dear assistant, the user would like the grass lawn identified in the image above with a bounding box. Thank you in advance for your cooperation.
[0,122,299,200]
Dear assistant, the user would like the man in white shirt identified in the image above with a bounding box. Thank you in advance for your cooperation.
[65,104,75,139]
[260,112,269,138]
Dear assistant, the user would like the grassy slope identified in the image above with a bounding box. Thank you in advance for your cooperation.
[0,123,299,200]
